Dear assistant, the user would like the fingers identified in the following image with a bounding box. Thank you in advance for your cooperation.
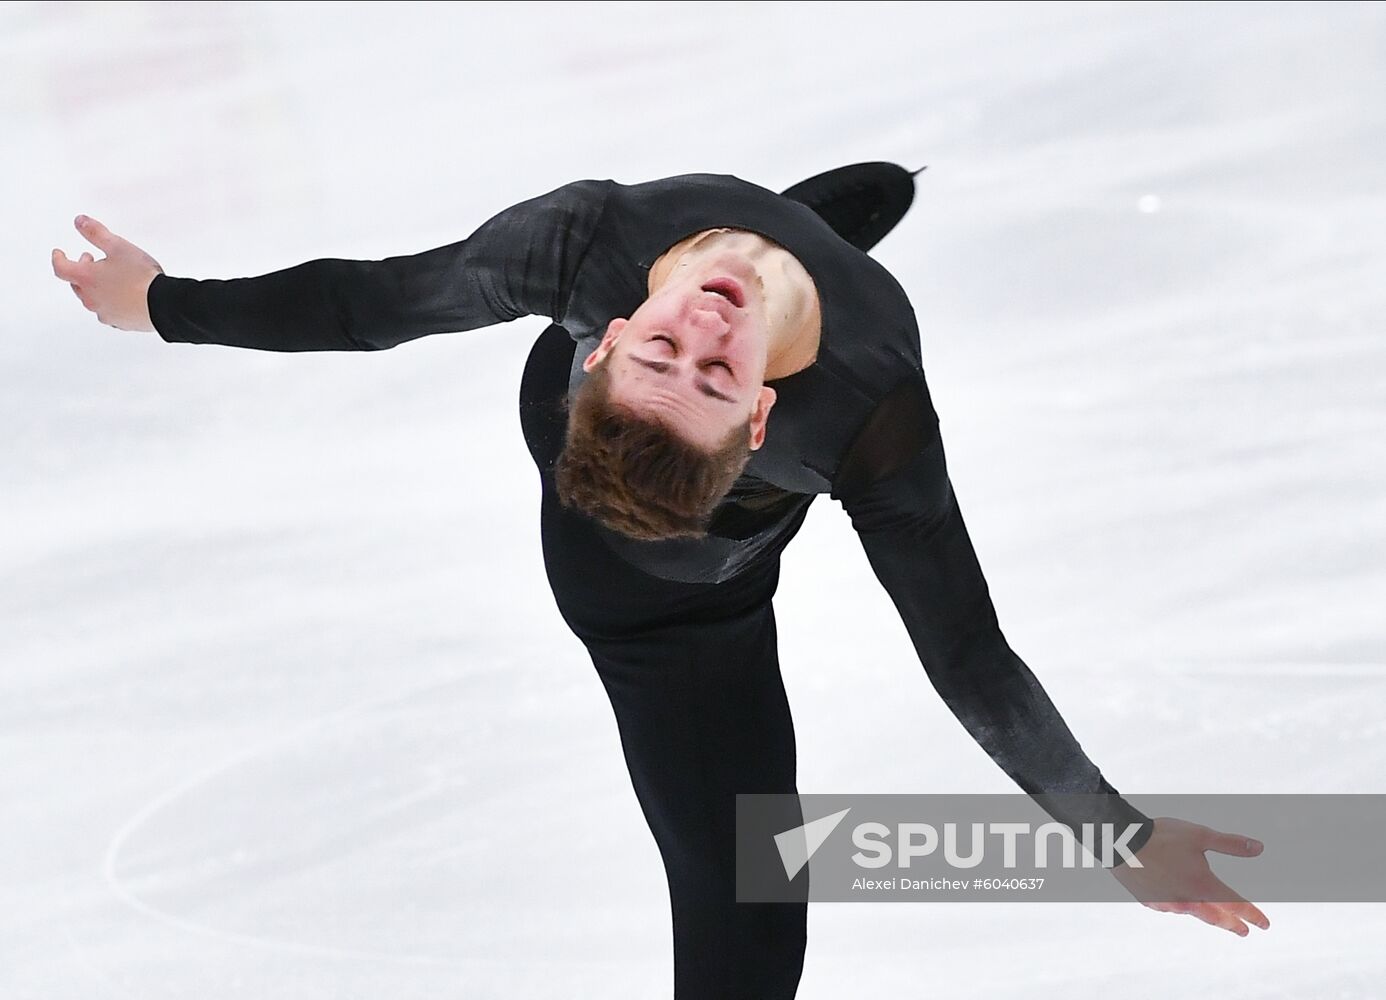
[1234,901,1270,931]
[74,214,125,255]
[54,250,95,311]
[52,247,100,319]
[1204,828,1264,857]
[1158,876,1269,936]
[1208,875,1269,930]
[54,213,118,282]
[1188,901,1250,936]
[52,247,90,283]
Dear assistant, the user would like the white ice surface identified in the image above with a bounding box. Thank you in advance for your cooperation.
[4,2,1385,997]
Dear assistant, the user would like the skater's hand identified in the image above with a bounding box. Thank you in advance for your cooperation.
[1110,816,1270,936]
[52,215,163,333]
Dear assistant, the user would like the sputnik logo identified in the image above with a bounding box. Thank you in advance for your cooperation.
[773,807,852,879]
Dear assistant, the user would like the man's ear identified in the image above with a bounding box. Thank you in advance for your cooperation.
[747,385,777,451]
[583,317,628,372]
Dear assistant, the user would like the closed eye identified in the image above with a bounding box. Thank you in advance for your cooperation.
[633,336,739,404]
[650,335,735,377]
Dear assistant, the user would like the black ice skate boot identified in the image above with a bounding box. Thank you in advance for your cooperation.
[779,161,924,254]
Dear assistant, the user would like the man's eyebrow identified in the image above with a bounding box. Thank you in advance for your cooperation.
[630,356,737,404]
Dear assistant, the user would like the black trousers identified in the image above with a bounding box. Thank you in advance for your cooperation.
[519,323,809,999]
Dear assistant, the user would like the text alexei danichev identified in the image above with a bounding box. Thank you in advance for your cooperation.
[853,877,971,891]
[849,877,1046,892]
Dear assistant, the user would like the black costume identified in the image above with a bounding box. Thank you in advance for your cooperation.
[148,166,1154,999]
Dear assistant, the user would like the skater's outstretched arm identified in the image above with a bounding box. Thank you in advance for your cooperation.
[830,371,1151,843]
[830,372,1269,934]
[53,179,611,352]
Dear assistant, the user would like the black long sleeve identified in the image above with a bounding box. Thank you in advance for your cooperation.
[830,372,1155,866]
[147,178,611,352]
[141,163,1153,864]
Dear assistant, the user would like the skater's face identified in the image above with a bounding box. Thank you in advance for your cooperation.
[581,251,777,453]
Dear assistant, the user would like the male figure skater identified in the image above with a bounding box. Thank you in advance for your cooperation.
[54,162,1268,999]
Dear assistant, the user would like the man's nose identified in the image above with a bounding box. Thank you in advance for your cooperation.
[688,305,731,336]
